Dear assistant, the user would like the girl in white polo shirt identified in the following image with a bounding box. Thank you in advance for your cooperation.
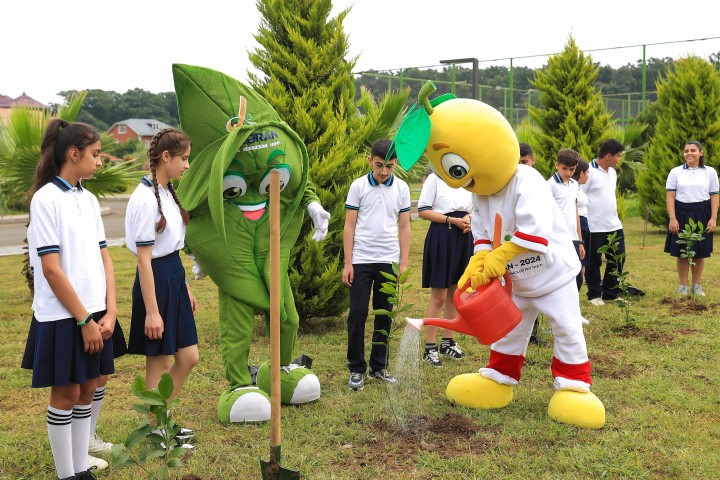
[665,140,719,296]
[25,119,120,480]
[125,128,199,447]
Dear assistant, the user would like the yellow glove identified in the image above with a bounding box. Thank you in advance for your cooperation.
[458,250,489,290]
[470,242,529,289]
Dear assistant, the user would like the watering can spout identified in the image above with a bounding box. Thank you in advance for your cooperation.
[422,316,476,337]
[405,316,477,338]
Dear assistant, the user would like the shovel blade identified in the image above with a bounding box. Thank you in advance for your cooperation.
[260,458,300,479]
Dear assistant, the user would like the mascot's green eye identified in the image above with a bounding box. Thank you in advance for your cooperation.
[441,153,470,179]
[258,165,292,195]
[222,173,247,199]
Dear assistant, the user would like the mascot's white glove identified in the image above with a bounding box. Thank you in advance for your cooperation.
[307,201,330,242]
[187,254,207,280]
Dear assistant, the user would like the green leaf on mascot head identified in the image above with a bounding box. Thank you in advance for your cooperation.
[172,63,281,155]
[391,81,456,171]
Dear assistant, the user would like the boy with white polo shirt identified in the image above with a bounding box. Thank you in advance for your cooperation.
[342,139,412,391]
[582,139,625,305]
[548,148,585,290]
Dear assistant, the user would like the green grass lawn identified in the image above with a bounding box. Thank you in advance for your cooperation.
[1,215,719,479]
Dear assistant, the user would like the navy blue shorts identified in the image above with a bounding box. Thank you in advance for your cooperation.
[422,211,473,289]
[664,200,714,258]
[128,251,198,356]
[22,311,122,388]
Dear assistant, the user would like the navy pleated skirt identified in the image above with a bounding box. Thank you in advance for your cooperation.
[21,311,125,388]
[128,251,197,356]
[664,200,714,258]
[422,211,474,289]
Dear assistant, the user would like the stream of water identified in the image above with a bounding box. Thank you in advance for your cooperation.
[383,322,423,431]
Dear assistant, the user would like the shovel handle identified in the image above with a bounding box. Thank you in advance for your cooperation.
[269,170,281,447]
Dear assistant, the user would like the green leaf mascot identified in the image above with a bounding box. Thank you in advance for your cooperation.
[172,64,329,423]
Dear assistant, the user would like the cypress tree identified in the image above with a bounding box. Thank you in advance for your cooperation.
[528,36,613,177]
[249,0,408,320]
[637,56,720,226]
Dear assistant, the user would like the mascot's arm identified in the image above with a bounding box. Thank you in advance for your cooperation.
[458,209,491,289]
[303,181,330,242]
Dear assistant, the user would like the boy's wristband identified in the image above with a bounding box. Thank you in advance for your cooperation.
[77,312,92,327]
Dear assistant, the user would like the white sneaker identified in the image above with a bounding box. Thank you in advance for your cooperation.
[88,433,113,454]
[589,298,605,306]
[88,454,109,471]
[677,284,689,295]
[692,284,705,297]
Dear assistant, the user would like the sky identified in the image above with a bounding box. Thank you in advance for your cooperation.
[4,0,720,106]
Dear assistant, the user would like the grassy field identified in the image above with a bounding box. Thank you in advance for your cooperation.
[1,215,719,479]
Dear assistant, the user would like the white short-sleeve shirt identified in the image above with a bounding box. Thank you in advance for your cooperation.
[665,164,720,203]
[581,160,622,232]
[470,167,579,297]
[417,172,473,214]
[547,173,580,240]
[29,177,108,322]
[345,173,411,264]
[577,188,588,218]
[125,177,185,258]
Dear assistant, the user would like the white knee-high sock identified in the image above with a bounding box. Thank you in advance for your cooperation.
[90,386,105,435]
[71,404,92,473]
[47,406,74,478]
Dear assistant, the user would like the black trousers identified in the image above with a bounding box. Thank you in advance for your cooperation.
[586,229,625,300]
[347,263,393,374]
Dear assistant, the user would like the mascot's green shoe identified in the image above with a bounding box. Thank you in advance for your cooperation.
[256,362,321,404]
[218,386,271,423]
[548,390,605,429]
[446,373,513,409]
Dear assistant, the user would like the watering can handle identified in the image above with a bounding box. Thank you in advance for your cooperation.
[455,273,513,304]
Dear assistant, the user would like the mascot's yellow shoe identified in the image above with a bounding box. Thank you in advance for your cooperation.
[446,373,513,409]
[547,390,605,429]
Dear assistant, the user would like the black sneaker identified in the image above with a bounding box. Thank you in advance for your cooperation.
[348,372,365,391]
[423,347,443,367]
[439,339,464,359]
[75,471,97,480]
[369,369,398,384]
[175,425,195,440]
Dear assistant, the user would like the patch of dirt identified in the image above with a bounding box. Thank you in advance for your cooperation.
[612,324,700,344]
[659,296,711,313]
[339,413,499,474]
[591,352,637,379]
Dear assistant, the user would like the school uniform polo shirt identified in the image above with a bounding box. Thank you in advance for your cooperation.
[345,172,411,264]
[666,164,720,203]
[29,177,108,322]
[417,172,473,214]
[547,173,580,240]
[581,160,622,233]
[470,166,579,297]
[125,177,185,258]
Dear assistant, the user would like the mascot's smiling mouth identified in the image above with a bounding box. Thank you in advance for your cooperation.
[236,201,267,221]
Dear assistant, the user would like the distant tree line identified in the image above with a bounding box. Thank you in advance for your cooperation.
[53,54,720,135]
[57,89,180,132]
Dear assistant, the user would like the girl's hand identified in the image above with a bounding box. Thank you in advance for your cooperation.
[188,287,198,313]
[707,218,716,233]
[145,313,164,340]
[579,243,586,261]
[96,314,116,341]
[669,218,679,234]
[81,321,104,354]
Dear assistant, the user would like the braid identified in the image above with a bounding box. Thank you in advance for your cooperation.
[167,182,190,225]
[150,163,167,233]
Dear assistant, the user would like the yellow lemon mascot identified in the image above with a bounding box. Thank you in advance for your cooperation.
[394,82,605,429]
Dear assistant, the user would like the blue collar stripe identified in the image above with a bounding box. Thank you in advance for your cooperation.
[141,176,153,187]
[52,176,82,191]
[591,160,599,169]
[553,173,563,183]
[366,172,394,187]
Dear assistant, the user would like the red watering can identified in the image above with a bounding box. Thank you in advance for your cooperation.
[406,214,522,345]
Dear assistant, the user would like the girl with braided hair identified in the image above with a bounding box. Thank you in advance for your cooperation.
[125,128,199,448]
